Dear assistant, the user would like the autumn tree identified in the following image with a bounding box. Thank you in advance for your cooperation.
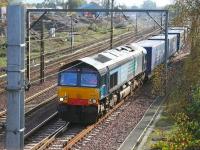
[153,1,200,149]
[172,0,200,44]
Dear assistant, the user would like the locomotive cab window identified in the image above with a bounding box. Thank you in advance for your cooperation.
[59,66,99,87]
[110,72,118,88]
[60,71,77,86]
[81,73,98,87]
[80,68,98,87]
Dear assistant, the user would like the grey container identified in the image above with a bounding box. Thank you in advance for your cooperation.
[170,27,188,43]
[148,34,177,57]
[167,29,185,51]
[136,40,165,75]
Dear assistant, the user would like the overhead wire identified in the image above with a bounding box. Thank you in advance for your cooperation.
[26,13,136,61]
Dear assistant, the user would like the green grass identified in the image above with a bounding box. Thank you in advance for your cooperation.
[142,106,175,150]
[30,26,134,57]
[0,25,136,67]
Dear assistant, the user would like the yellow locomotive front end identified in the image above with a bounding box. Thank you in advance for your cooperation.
[58,87,99,106]
[57,62,100,124]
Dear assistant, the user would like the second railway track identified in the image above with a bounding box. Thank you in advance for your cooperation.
[0,84,57,132]
[0,27,160,95]
[23,99,126,150]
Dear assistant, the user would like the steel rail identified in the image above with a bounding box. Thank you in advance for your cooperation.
[0,87,58,131]
[24,112,59,139]
[24,116,68,150]
[64,99,125,150]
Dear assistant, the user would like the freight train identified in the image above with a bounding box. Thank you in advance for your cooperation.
[57,27,187,124]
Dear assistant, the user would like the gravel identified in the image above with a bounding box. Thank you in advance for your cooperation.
[75,82,155,150]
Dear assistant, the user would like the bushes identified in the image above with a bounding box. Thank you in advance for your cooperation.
[152,113,200,150]
[151,35,200,149]
[151,64,165,96]
[152,87,200,150]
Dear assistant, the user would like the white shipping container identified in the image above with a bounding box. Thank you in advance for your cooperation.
[148,34,177,57]
[136,40,165,74]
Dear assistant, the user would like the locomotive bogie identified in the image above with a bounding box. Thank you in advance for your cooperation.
[58,104,98,124]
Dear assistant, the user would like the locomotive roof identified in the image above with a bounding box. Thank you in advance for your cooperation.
[78,44,146,75]
[136,40,165,48]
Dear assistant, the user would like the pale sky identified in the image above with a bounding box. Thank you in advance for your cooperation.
[27,0,174,7]
[114,0,174,7]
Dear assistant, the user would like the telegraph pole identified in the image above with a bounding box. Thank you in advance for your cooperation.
[164,11,169,95]
[26,11,31,83]
[70,15,73,49]
[110,0,114,49]
[40,19,45,83]
[160,12,163,27]
[6,2,25,150]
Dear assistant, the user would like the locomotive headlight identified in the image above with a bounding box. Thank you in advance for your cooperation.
[59,97,64,102]
[89,99,97,104]
[92,99,97,103]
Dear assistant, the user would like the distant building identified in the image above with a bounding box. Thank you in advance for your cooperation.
[79,3,104,17]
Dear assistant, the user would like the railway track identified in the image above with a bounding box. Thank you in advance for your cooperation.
[64,100,126,150]
[0,27,160,133]
[0,83,156,150]
[30,28,160,84]
[22,99,126,150]
[0,30,135,86]
[0,94,58,149]
[0,84,57,131]
[23,79,150,150]
[22,80,146,150]
[29,30,144,81]
[24,113,67,150]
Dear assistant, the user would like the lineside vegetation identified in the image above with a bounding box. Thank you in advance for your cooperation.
[151,0,200,149]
